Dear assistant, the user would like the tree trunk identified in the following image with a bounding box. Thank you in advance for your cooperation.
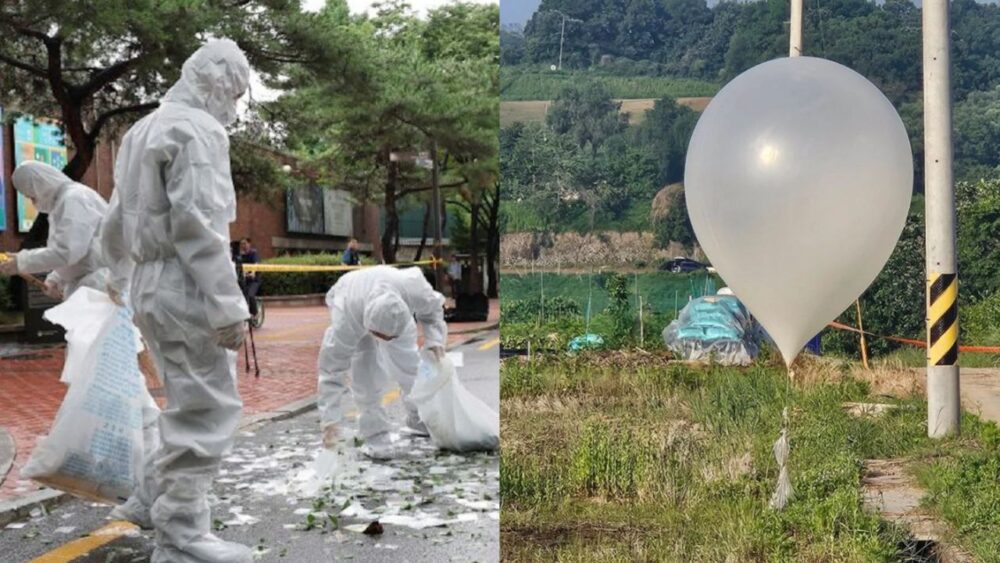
[381,160,399,264]
[468,200,483,294]
[414,201,431,262]
[485,183,501,298]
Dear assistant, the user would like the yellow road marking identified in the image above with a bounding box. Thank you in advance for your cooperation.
[478,338,500,351]
[31,521,138,562]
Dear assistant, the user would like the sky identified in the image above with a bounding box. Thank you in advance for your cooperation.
[500,0,540,27]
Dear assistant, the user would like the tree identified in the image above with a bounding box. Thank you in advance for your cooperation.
[499,122,583,232]
[654,187,695,251]
[272,1,498,265]
[0,0,363,245]
[956,179,1000,303]
[632,97,699,186]
[545,81,627,154]
[953,87,1000,182]
[500,27,526,66]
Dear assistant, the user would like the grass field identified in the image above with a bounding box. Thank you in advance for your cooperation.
[501,271,721,318]
[500,97,712,127]
[501,354,1000,561]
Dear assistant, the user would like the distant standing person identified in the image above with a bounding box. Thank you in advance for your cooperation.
[447,254,462,298]
[342,239,361,266]
[239,238,261,315]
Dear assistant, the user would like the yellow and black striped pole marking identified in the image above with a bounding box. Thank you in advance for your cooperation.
[927,272,958,366]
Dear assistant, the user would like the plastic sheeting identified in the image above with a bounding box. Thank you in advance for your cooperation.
[409,352,499,452]
[24,287,158,504]
[568,333,604,352]
[662,295,758,365]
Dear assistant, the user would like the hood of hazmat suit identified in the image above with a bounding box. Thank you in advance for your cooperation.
[363,290,414,338]
[12,161,109,297]
[99,39,252,563]
[317,266,448,438]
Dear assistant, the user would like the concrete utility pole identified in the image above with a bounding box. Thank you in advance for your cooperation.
[790,0,803,57]
[923,0,961,438]
[558,15,566,70]
[547,10,579,71]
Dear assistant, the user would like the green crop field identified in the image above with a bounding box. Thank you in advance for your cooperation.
[500,97,711,127]
[501,271,722,318]
[500,67,720,101]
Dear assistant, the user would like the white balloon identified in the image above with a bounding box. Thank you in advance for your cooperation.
[684,57,912,366]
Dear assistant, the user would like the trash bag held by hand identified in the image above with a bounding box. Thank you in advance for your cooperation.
[22,288,158,504]
[408,352,499,452]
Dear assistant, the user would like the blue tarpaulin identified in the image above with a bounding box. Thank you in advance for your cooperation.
[662,295,759,365]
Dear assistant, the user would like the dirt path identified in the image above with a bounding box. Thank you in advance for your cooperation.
[956,367,1000,423]
[861,459,972,562]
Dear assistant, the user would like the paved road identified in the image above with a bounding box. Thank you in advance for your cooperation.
[0,331,500,562]
[956,367,1000,424]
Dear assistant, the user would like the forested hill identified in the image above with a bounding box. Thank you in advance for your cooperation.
[502,0,1000,105]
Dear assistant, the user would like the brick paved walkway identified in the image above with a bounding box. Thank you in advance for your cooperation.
[0,300,498,502]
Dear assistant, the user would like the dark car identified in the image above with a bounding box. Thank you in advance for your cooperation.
[660,257,707,273]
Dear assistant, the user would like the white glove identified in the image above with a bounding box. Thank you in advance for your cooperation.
[106,284,124,306]
[0,254,17,276]
[215,321,246,351]
[427,346,445,361]
[43,280,63,301]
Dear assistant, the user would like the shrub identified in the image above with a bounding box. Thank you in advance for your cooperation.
[605,272,633,343]
[502,296,582,324]
[963,291,1000,346]
[500,318,586,352]
[0,276,15,311]
[256,254,413,297]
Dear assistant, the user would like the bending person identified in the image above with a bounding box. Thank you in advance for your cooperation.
[0,161,108,300]
[318,265,447,452]
[100,39,251,563]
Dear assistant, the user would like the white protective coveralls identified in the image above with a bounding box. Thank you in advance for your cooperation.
[318,266,448,440]
[3,161,108,299]
[100,39,252,563]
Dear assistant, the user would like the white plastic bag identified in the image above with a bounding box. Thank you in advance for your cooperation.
[23,287,158,504]
[408,351,499,452]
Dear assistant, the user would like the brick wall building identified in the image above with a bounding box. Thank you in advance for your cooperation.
[0,122,382,260]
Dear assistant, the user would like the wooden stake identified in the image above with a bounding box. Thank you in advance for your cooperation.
[855,300,870,369]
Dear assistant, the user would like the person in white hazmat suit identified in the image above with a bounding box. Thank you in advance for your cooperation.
[318,266,448,452]
[0,162,108,300]
[100,39,252,563]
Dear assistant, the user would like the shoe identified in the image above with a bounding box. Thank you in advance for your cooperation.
[404,411,430,437]
[361,432,409,460]
[109,495,153,530]
[152,534,253,563]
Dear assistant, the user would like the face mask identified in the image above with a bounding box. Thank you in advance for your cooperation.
[206,93,240,126]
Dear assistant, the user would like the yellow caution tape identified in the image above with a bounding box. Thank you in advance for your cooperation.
[242,259,441,274]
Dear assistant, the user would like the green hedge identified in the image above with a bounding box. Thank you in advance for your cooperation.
[257,253,358,296]
[0,275,15,311]
[257,253,433,297]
